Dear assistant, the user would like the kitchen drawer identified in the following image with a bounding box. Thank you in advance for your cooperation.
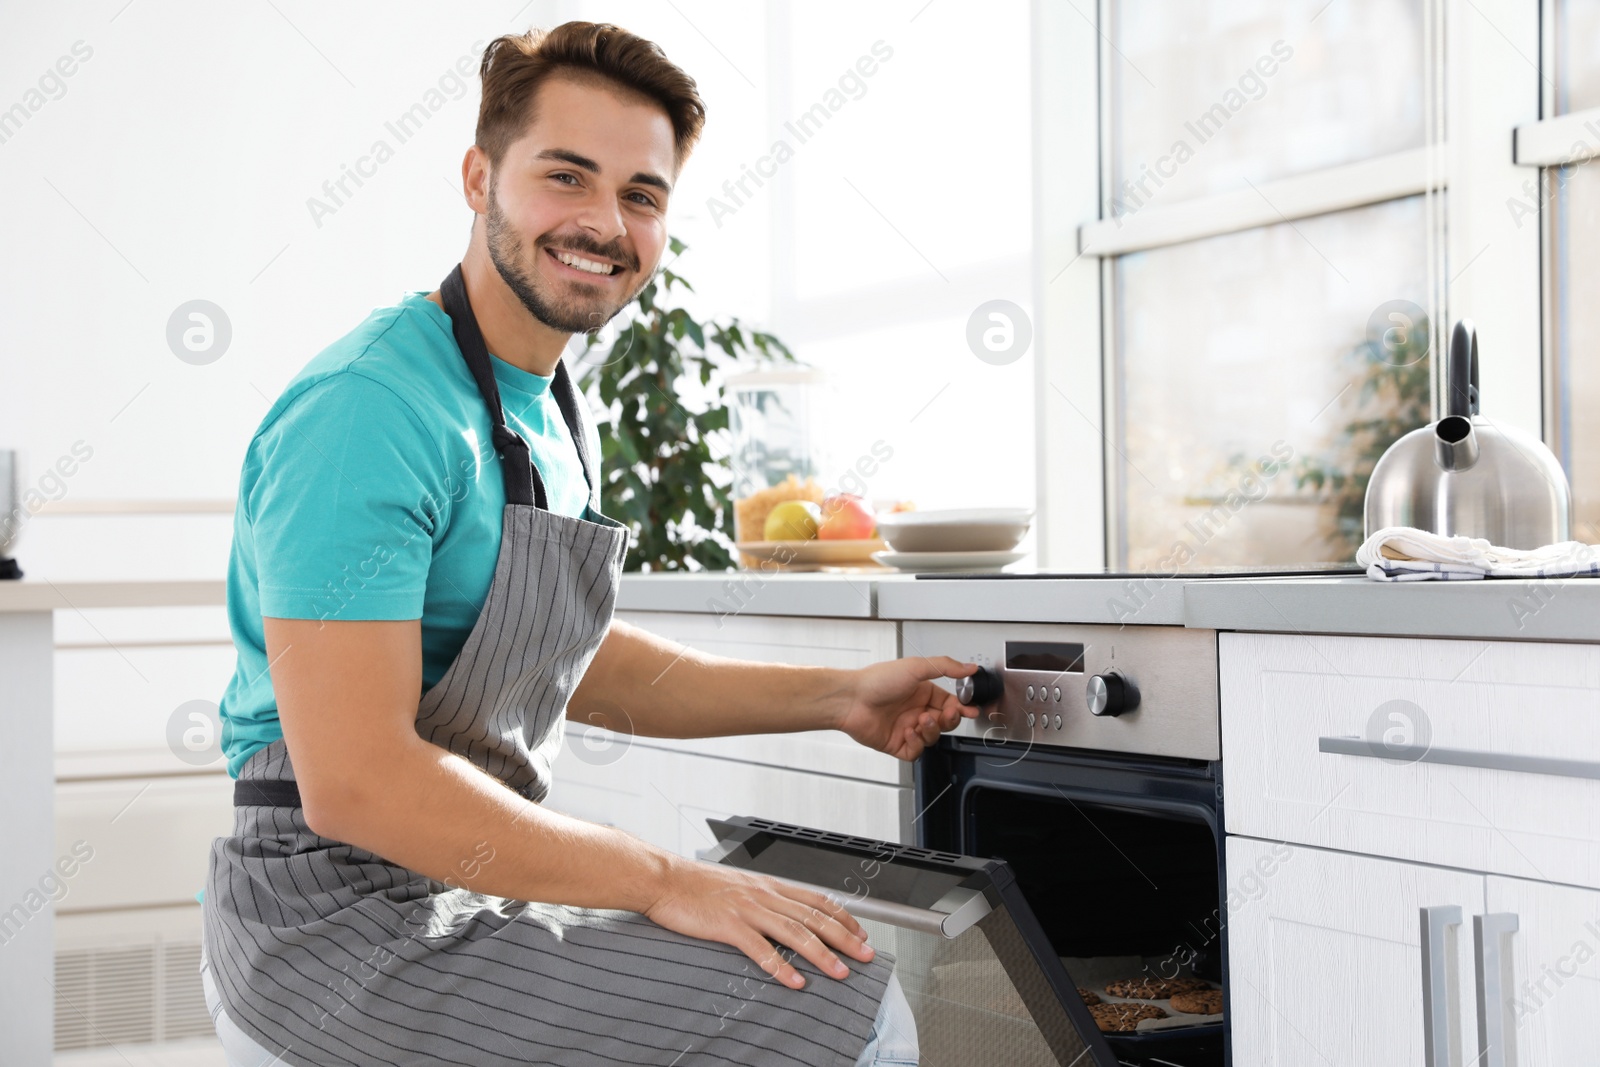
[612,610,907,784]
[1221,632,1600,887]
[550,730,911,857]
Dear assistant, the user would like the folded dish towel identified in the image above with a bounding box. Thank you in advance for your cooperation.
[1356,526,1600,581]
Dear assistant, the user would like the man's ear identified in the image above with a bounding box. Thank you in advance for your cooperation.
[461,145,492,215]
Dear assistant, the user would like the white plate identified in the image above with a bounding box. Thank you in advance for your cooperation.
[871,549,1029,571]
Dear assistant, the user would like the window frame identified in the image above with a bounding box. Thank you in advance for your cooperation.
[1526,0,1600,514]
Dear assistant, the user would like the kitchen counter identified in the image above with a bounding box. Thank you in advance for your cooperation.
[0,577,228,1066]
[876,575,1189,625]
[616,571,1189,625]
[0,578,226,612]
[618,570,1600,641]
[616,570,912,618]
[1184,575,1600,643]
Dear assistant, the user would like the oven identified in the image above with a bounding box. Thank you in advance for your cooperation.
[711,618,1226,1065]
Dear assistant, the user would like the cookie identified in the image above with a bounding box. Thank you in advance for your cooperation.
[1087,1002,1167,1032]
[1103,975,1210,999]
[1077,987,1101,1006]
[1169,988,1223,1015]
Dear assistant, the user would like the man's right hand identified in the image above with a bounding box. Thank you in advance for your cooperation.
[643,857,876,989]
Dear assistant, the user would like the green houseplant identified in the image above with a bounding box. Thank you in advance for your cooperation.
[573,237,796,571]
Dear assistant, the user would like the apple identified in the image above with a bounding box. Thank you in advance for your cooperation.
[764,500,822,541]
[817,494,876,540]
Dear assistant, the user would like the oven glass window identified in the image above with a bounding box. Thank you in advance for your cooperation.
[858,913,1092,1067]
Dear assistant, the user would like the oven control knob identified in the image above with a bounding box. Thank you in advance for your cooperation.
[1086,671,1141,717]
[955,667,1003,707]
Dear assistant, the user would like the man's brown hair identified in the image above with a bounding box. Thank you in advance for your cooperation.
[476,21,706,171]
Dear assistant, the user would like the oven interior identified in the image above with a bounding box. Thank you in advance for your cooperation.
[962,785,1226,1065]
[971,788,1223,979]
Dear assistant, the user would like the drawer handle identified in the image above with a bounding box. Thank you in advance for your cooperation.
[1421,905,1463,1067]
[1475,912,1519,1067]
[1319,736,1600,780]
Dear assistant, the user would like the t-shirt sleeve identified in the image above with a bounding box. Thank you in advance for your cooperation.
[246,372,448,622]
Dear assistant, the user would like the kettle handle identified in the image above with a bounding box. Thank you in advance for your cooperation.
[1446,320,1480,419]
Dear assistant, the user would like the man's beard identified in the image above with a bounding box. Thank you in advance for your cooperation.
[484,182,648,336]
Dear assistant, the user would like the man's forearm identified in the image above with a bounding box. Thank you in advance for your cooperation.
[313,734,677,912]
[569,619,854,739]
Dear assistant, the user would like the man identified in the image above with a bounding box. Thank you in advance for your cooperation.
[199,20,977,1067]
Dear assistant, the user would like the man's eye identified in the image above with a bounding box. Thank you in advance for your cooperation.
[552,173,578,185]
[627,192,656,207]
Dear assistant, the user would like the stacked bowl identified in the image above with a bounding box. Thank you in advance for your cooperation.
[871,508,1033,571]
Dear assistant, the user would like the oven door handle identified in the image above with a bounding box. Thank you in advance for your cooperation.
[1319,735,1600,780]
[1474,912,1519,1067]
[1421,904,1462,1067]
[697,840,993,939]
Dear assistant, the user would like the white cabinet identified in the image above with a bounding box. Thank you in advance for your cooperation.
[1227,837,1483,1067]
[611,610,905,783]
[551,740,908,859]
[1480,875,1600,1066]
[1220,632,1600,888]
[1222,631,1600,1062]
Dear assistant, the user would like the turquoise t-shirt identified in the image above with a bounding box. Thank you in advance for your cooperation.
[219,289,602,778]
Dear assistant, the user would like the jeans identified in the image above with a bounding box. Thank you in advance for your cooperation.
[853,970,920,1066]
[200,939,917,1066]
[200,939,289,1067]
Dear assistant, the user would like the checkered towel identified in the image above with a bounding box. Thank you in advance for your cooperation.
[1356,526,1600,581]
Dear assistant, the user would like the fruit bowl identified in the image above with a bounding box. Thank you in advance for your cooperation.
[735,539,888,569]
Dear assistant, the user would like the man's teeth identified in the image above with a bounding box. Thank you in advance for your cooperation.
[554,250,615,275]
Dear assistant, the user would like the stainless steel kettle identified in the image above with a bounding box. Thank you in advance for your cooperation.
[1363,320,1570,549]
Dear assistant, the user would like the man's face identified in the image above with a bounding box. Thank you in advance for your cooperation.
[483,74,676,336]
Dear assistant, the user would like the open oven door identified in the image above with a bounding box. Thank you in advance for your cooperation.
[704,815,1127,1067]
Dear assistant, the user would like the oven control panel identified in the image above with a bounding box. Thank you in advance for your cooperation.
[906,621,1219,761]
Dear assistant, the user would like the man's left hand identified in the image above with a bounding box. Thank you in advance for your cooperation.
[837,657,981,761]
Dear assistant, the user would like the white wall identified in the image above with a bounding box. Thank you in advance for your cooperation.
[1,0,1037,585]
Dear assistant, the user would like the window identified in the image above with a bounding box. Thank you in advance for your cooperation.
[1038,0,1550,569]
[1098,0,1441,567]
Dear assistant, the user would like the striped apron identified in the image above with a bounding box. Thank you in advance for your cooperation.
[202,264,894,1066]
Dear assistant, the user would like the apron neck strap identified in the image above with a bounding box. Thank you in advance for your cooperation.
[439,263,600,511]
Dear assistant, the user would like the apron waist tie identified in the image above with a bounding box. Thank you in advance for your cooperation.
[234,779,302,807]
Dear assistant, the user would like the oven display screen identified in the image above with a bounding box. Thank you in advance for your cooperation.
[1004,641,1085,674]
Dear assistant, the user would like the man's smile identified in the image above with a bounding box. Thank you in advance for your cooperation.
[545,246,624,279]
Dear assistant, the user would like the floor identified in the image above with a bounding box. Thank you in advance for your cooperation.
[55,1038,227,1067]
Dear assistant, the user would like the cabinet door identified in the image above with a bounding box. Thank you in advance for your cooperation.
[549,739,910,857]
[1228,837,1483,1066]
[1481,875,1600,1066]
